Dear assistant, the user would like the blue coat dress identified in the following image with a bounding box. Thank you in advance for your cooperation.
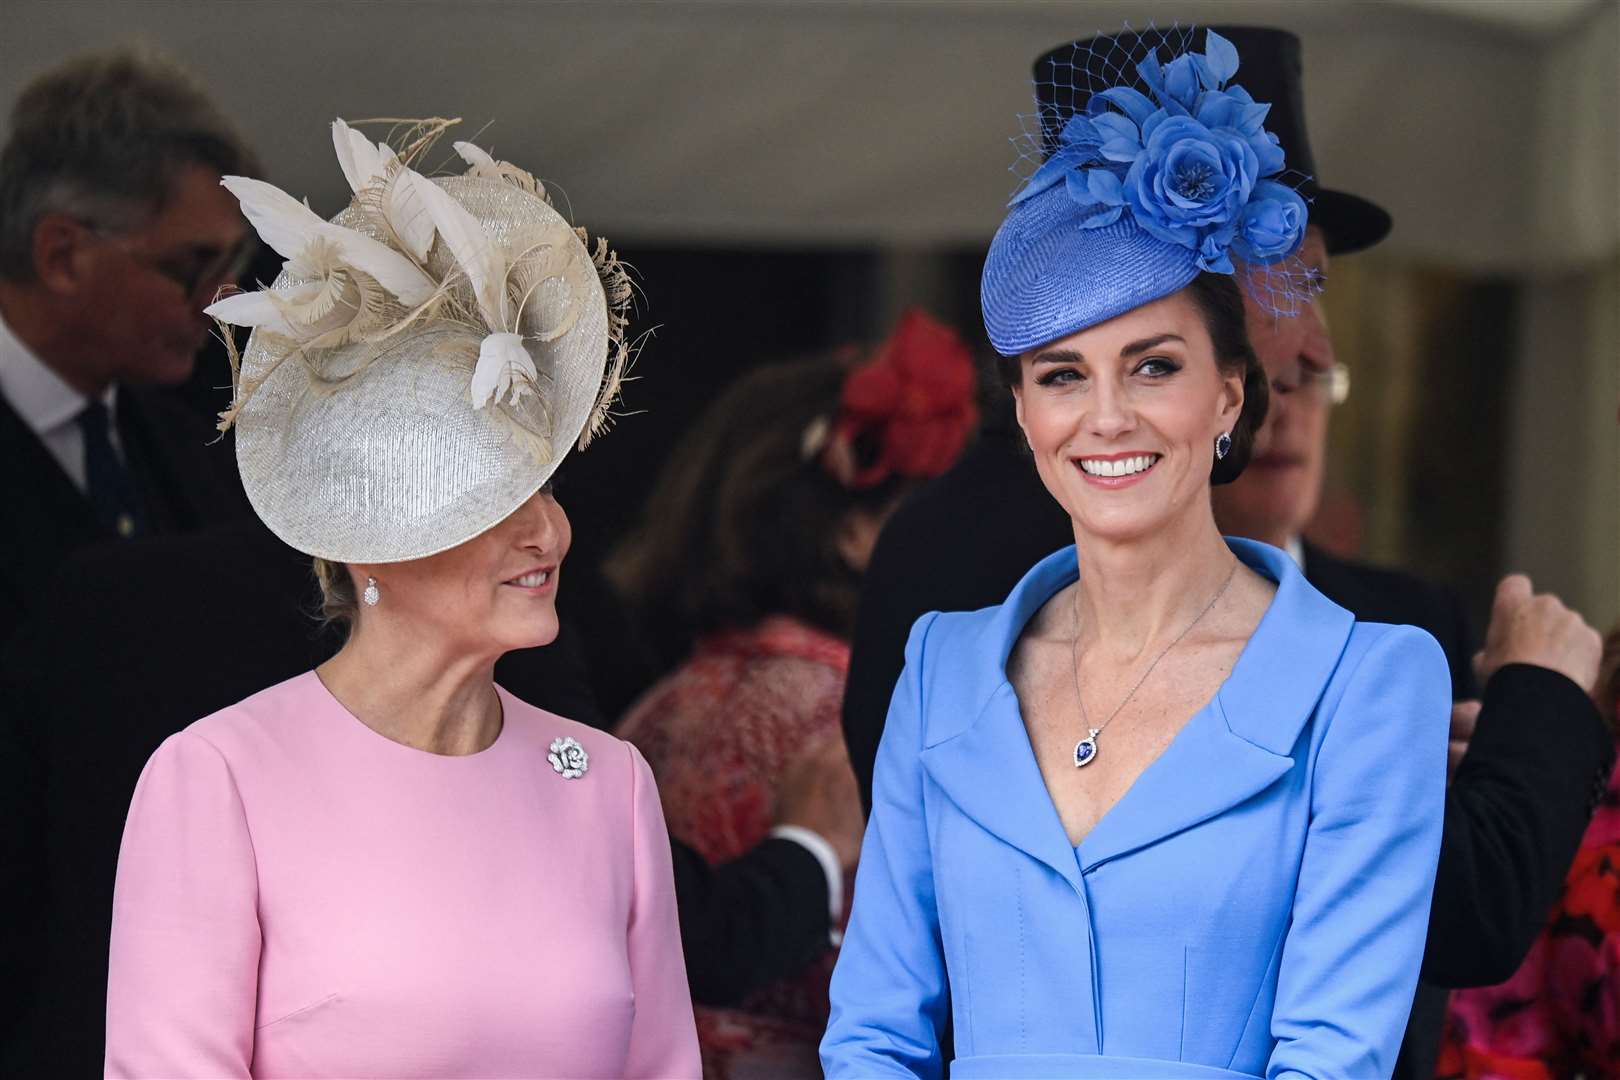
[822,539,1449,1079]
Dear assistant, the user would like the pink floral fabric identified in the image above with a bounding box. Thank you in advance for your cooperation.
[615,616,852,1080]
[1440,731,1620,1079]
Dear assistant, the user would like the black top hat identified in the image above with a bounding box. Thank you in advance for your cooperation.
[1032,26,1391,255]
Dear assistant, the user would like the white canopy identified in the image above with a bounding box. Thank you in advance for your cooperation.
[2,0,1614,270]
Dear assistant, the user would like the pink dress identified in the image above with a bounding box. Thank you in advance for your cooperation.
[105,671,700,1079]
[616,616,851,1080]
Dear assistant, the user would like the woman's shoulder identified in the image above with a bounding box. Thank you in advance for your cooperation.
[171,670,331,758]
[912,544,1080,658]
[903,605,1001,667]
[128,673,331,796]
[1238,540,1448,693]
[1210,550,1450,758]
[907,559,1059,658]
[1337,620,1449,681]
[883,608,1018,751]
[1300,620,1451,755]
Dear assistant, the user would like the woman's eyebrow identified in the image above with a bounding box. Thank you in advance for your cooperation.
[1119,333,1185,356]
[1031,348,1085,366]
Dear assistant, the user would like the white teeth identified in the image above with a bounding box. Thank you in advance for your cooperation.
[1079,454,1157,477]
[511,571,550,587]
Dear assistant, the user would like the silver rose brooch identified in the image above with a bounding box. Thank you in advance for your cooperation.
[548,736,589,780]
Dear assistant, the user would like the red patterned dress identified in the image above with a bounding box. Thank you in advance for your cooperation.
[1440,719,1620,1079]
[615,616,851,1080]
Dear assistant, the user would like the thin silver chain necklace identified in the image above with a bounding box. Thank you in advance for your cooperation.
[1069,561,1239,768]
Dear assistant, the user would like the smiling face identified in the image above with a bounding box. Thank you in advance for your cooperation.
[1212,227,1333,546]
[1012,288,1244,545]
[354,486,572,655]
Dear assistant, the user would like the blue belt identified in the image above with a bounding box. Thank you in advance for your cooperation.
[951,1054,1260,1079]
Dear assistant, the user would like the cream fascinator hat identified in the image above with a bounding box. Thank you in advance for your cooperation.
[206,119,631,563]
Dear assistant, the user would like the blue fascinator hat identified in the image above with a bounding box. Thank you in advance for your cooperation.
[982,27,1316,358]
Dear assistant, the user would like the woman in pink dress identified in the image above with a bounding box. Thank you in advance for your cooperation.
[104,119,699,1078]
[610,312,978,1079]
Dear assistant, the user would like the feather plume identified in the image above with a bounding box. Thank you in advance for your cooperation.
[453,140,499,176]
[578,235,638,448]
[211,313,247,432]
[332,119,391,193]
[206,271,389,347]
[333,119,435,262]
[492,400,555,466]
[508,224,590,343]
[454,140,547,201]
[221,175,328,261]
[220,175,436,305]
[205,288,312,338]
[359,116,459,169]
[403,169,510,328]
[470,331,538,408]
[382,171,436,263]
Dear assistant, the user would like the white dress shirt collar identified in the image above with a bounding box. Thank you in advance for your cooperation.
[0,308,118,491]
[1285,534,1306,570]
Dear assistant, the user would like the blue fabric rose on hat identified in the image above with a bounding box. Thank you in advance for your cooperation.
[1010,30,1306,277]
[1124,115,1257,268]
[1232,180,1308,263]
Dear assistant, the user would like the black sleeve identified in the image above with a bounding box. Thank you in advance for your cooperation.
[669,836,832,1006]
[1441,585,1481,701]
[841,540,927,818]
[1423,662,1614,986]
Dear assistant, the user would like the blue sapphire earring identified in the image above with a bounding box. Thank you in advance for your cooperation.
[1215,431,1232,460]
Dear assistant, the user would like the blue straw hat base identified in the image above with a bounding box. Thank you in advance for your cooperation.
[981,184,1202,358]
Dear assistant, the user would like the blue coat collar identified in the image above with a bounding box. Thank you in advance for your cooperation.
[919,538,1355,887]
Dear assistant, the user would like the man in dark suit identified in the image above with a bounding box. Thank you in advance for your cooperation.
[0,518,852,1075]
[841,27,1609,1080]
[0,47,257,642]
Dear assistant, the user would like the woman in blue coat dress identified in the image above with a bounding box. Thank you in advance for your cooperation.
[822,28,1449,1080]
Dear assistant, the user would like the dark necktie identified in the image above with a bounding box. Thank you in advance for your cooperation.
[76,399,147,539]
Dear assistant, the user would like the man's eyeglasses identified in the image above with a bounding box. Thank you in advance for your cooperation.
[86,223,256,303]
[1270,362,1350,407]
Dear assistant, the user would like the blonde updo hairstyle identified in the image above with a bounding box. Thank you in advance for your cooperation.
[312,557,361,633]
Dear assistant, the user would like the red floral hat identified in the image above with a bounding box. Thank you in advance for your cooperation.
[807,309,979,490]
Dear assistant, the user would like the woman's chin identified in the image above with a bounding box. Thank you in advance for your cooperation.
[489,613,561,653]
[1067,502,1179,546]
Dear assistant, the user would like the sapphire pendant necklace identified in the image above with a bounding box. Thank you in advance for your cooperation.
[1070,561,1237,768]
[1073,727,1101,767]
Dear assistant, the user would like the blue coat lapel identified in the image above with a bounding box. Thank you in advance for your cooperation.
[1075,702,1293,870]
[922,681,1086,893]
[919,547,1087,892]
[916,539,1356,883]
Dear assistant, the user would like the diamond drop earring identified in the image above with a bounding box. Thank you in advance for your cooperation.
[362,576,380,606]
[1214,431,1233,460]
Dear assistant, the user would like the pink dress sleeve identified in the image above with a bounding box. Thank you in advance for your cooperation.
[106,731,260,1078]
[623,744,701,1079]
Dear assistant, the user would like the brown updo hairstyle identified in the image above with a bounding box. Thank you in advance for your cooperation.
[994,271,1268,485]
[607,354,912,667]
